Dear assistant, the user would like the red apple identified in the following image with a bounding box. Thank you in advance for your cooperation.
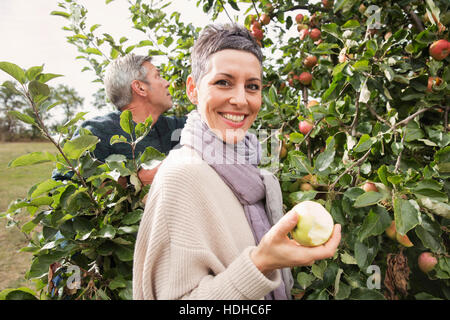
[396,233,414,247]
[429,39,450,61]
[385,221,396,240]
[298,72,313,85]
[265,3,274,13]
[251,21,261,31]
[362,182,378,192]
[299,120,314,135]
[295,14,304,24]
[251,28,264,41]
[299,28,310,40]
[418,252,438,273]
[260,13,271,25]
[300,182,314,191]
[310,28,321,41]
[303,55,318,68]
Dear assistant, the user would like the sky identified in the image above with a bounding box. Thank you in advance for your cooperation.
[0,0,305,123]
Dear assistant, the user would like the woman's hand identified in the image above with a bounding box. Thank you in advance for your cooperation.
[250,209,341,276]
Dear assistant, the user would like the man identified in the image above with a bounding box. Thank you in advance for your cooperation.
[54,53,186,185]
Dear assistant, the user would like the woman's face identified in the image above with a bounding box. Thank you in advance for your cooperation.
[187,49,262,143]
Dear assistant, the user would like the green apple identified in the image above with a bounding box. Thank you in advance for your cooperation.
[291,201,334,247]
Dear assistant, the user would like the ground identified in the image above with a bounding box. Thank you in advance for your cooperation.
[0,142,55,291]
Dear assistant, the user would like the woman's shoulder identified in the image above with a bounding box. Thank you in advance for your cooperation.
[154,146,214,184]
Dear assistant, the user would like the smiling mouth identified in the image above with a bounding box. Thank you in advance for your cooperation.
[219,112,246,123]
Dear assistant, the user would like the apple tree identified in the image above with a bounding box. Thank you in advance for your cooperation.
[1,0,449,300]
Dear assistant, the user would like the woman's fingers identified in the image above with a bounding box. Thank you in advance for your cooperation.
[270,210,299,239]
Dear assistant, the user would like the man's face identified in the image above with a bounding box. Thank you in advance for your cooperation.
[141,61,172,112]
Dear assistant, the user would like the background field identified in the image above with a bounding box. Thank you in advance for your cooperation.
[0,142,55,291]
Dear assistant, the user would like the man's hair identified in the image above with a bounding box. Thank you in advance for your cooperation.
[104,53,152,110]
[190,23,263,84]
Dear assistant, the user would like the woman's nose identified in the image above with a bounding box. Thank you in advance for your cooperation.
[229,86,247,107]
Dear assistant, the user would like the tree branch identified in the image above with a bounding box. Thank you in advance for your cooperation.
[405,6,424,32]
[393,107,432,129]
[394,131,406,173]
[367,104,393,129]
[329,148,371,191]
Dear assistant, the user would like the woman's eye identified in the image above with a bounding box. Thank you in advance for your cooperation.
[247,83,260,90]
[215,79,230,86]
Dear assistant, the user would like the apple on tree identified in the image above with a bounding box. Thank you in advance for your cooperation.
[309,28,321,41]
[299,120,314,135]
[418,252,438,273]
[295,14,304,24]
[290,201,334,247]
[299,71,313,85]
[299,28,309,40]
[303,55,318,68]
[362,182,378,192]
[260,13,270,25]
[429,39,450,61]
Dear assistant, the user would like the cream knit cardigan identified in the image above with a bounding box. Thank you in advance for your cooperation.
[133,146,282,300]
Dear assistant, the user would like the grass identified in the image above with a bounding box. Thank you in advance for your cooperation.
[0,142,56,292]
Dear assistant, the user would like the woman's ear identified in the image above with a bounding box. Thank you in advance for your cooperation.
[186,75,198,105]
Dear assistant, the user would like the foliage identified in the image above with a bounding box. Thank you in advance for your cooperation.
[0,77,84,141]
[1,0,449,300]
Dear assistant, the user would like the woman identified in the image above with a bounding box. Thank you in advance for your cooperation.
[133,23,341,300]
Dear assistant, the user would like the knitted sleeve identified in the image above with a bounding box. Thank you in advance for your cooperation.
[132,160,281,300]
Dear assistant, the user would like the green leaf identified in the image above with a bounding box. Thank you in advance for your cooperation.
[8,152,55,168]
[354,241,368,269]
[353,134,376,153]
[296,272,315,290]
[377,165,389,185]
[354,191,383,208]
[393,198,422,236]
[340,251,357,265]
[109,276,127,290]
[50,11,70,18]
[0,288,37,300]
[61,112,88,130]
[62,135,99,160]
[342,19,360,29]
[415,217,445,254]
[97,225,116,239]
[8,111,36,125]
[312,260,327,280]
[37,73,63,83]
[349,288,385,300]
[31,179,63,198]
[110,135,128,145]
[0,61,26,84]
[315,138,335,172]
[85,47,103,56]
[25,66,43,81]
[289,191,318,204]
[114,244,134,261]
[28,80,50,98]
[120,110,134,136]
[358,206,392,240]
[416,197,450,219]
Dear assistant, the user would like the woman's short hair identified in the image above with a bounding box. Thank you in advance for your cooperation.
[104,53,152,110]
[190,23,263,84]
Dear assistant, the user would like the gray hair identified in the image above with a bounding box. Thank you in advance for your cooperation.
[104,53,152,110]
[190,23,263,84]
